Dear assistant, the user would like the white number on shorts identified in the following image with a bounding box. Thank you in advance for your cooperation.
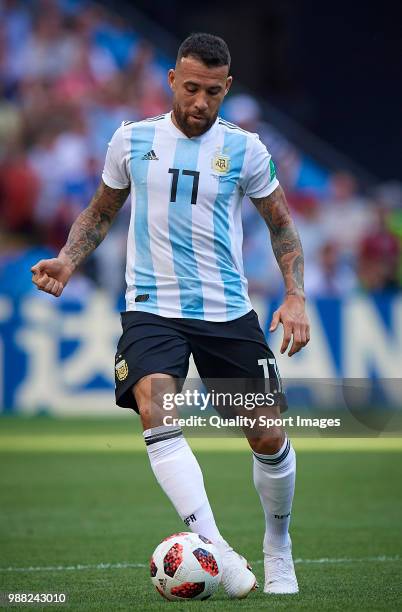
[258,358,282,392]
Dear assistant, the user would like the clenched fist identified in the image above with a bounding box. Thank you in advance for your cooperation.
[31,256,74,297]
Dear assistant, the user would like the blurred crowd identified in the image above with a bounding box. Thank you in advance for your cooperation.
[1,0,401,301]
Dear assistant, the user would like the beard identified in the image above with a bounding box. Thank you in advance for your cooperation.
[172,101,217,137]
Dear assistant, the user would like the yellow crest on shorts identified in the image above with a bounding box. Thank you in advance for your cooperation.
[115,359,128,381]
[212,153,230,174]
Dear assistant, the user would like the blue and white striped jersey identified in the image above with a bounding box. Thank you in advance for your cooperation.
[102,112,279,321]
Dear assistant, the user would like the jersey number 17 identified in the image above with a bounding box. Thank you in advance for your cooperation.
[168,168,200,205]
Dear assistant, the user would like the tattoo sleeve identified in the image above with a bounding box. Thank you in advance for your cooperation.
[251,185,305,297]
[60,180,130,269]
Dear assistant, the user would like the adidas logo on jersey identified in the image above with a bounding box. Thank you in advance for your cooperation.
[141,149,159,160]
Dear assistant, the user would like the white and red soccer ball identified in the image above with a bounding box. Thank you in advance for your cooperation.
[150,532,222,601]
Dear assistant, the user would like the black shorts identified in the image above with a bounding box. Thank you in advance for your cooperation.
[114,309,286,413]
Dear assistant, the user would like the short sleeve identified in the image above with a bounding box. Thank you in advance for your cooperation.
[101,124,130,189]
[243,135,279,198]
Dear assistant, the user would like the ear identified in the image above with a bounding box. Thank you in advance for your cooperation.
[224,75,233,96]
[168,68,175,91]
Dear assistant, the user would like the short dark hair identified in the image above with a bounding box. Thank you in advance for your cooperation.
[177,33,231,69]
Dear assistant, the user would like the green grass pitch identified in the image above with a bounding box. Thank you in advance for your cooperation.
[0,417,401,610]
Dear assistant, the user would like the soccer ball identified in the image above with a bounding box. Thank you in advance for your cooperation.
[150,532,222,601]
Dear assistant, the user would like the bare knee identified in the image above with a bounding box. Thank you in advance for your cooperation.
[133,373,178,431]
[247,426,285,455]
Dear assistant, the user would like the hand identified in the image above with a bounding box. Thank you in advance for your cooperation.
[269,295,310,356]
[31,256,74,297]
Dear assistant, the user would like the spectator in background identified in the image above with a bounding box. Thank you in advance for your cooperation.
[357,206,400,293]
[28,124,68,236]
[0,141,39,234]
[29,110,94,251]
[0,81,21,157]
[287,193,325,266]
[54,38,100,103]
[124,40,171,117]
[306,241,356,298]
[383,185,402,288]
[320,171,376,262]
[0,0,31,90]
[12,6,76,82]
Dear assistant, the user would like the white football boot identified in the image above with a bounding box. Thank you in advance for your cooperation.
[217,542,258,599]
[264,540,299,594]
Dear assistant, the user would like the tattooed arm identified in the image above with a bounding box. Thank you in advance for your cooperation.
[31,180,130,297]
[251,185,304,298]
[251,185,310,356]
[60,181,130,269]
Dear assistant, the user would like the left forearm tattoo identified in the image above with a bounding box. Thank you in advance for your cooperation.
[251,186,305,297]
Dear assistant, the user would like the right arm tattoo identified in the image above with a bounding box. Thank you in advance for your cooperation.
[60,180,130,270]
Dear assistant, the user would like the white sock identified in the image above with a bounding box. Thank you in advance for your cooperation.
[253,436,296,554]
[144,425,225,545]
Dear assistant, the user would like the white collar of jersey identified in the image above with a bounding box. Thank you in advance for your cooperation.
[167,111,220,141]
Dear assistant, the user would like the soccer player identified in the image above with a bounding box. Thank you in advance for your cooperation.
[32,33,310,598]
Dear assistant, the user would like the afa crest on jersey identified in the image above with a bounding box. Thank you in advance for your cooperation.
[211,153,230,174]
[115,359,128,381]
